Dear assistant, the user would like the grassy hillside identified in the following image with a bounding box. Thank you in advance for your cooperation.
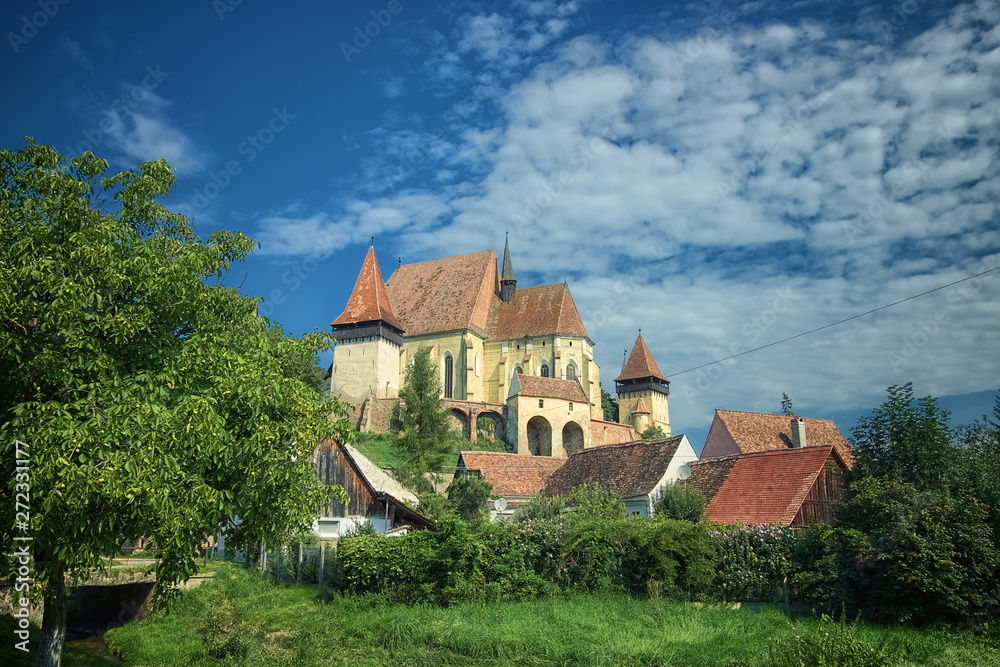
[101,563,999,666]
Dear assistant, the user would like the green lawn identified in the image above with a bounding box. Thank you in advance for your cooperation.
[96,563,999,666]
[352,432,461,473]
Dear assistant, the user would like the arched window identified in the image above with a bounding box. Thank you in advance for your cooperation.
[540,363,549,377]
[444,354,454,399]
[566,362,577,381]
[515,365,523,375]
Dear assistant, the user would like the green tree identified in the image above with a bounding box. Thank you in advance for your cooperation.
[849,383,953,489]
[601,384,619,422]
[395,347,454,492]
[446,474,493,522]
[0,140,348,666]
[951,391,1000,539]
[654,483,706,522]
[781,392,794,416]
[265,323,329,394]
[640,424,666,440]
[569,483,626,521]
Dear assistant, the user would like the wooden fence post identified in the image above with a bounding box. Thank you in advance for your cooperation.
[318,543,325,589]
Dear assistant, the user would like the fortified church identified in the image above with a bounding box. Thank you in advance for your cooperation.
[328,239,672,458]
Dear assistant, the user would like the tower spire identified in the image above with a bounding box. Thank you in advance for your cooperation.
[500,232,516,302]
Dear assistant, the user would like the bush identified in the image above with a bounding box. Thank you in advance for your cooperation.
[654,483,706,522]
[790,478,999,625]
[512,492,566,522]
[767,611,902,667]
[712,524,794,602]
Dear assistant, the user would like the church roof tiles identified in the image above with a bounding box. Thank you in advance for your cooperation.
[331,245,404,331]
[513,375,589,403]
[385,250,498,337]
[491,283,589,340]
[616,334,666,382]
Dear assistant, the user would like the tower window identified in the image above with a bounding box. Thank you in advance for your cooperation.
[569,402,574,412]
[538,399,544,408]
[540,363,549,378]
[566,362,577,381]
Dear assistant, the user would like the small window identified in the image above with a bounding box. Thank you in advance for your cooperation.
[540,363,549,378]
[569,341,573,346]
[566,363,577,381]
[538,399,544,408]
[542,341,545,346]
[569,402,574,412]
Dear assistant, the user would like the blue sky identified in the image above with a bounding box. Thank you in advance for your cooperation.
[3,0,998,449]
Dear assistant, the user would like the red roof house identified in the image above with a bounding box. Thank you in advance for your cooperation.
[701,409,854,467]
[689,445,847,528]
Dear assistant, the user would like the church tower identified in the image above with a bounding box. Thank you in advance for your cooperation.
[615,333,670,436]
[500,234,516,303]
[330,244,405,404]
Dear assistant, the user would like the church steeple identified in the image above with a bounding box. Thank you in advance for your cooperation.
[616,332,671,436]
[500,233,516,302]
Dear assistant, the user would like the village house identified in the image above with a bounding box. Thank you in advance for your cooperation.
[454,451,567,519]
[543,435,699,516]
[689,412,854,528]
[312,440,433,537]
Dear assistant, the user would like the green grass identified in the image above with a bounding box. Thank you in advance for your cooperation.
[0,615,122,667]
[352,431,461,475]
[102,563,1000,666]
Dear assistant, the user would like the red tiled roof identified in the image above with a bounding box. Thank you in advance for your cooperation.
[687,455,739,503]
[544,437,687,499]
[331,246,404,331]
[703,446,839,526]
[457,451,565,498]
[491,283,589,340]
[616,334,666,382]
[385,250,498,336]
[632,398,650,414]
[714,410,854,467]
[513,374,589,403]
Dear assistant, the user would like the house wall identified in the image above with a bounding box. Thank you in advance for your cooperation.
[700,413,740,458]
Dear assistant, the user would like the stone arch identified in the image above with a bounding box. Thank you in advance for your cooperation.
[563,421,585,457]
[449,408,470,440]
[476,410,507,450]
[527,416,552,456]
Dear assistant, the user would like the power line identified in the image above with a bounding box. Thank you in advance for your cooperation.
[668,265,1000,378]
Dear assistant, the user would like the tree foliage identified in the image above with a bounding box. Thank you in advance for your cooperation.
[0,139,349,666]
[640,424,666,440]
[653,483,706,522]
[446,474,494,522]
[395,346,454,492]
[601,384,619,422]
[848,383,952,489]
[780,392,794,416]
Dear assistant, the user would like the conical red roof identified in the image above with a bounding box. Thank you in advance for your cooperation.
[633,398,650,414]
[331,245,404,331]
[616,334,667,382]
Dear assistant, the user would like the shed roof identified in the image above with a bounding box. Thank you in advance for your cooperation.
[699,446,840,526]
[544,436,686,499]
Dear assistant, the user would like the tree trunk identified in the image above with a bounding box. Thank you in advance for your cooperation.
[35,572,67,667]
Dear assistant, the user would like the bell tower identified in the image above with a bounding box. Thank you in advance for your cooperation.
[329,243,405,404]
[615,332,670,436]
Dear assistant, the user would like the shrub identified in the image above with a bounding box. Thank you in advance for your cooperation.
[713,524,794,602]
[790,478,999,625]
[512,492,566,522]
[446,474,494,522]
[654,482,706,522]
[569,483,626,522]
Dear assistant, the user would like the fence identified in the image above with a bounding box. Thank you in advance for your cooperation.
[223,542,338,589]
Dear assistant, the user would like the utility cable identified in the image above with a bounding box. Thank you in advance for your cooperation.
[667,264,1000,378]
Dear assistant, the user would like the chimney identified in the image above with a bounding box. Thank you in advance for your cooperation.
[791,417,806,448]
